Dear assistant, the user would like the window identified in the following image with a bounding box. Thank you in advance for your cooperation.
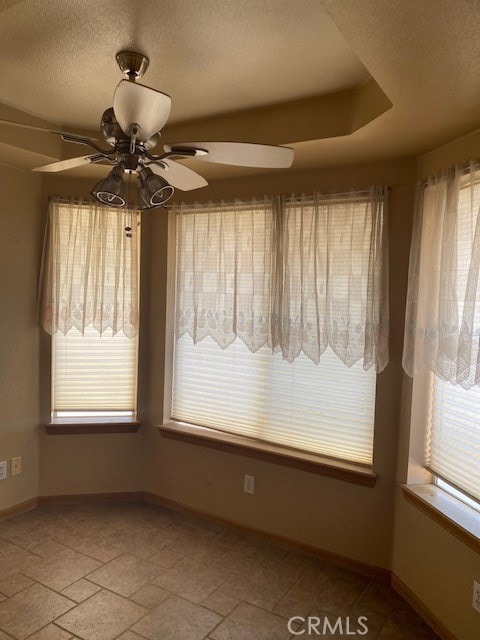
[40,200,140,424]
[52,325,138,422]
[404,164,480,509]
[169,190,388,467]
[429,374,480,504]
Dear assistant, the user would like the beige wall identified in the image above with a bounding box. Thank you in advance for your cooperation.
[144,158,416,570]
[38,176,146,497]
[0,164,42,512]
[6,138,478,637]
[391,132,480,640]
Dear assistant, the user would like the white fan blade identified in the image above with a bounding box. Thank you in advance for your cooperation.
[32,155,97,173]
[164,141,294,168]
[113,80,171,142]
[150,160,208,191]
[0,119,98,141]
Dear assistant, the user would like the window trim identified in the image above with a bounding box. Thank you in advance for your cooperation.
[400,483,479,554]
[405,347,480,542]
[159,421,376,487]
[46,201,141,430]
[163,206,381,475]
[45,421,141,435]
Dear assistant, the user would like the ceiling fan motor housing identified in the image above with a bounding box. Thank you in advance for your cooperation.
[101,108,160,172]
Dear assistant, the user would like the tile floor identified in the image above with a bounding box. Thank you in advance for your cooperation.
[0,502,440,640]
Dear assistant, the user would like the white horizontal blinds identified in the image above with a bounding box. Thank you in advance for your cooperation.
[173,193,381,465]
[430,377,480,501]
[49,200,140,417]
[427,178,480,502]
[53,325,138,414]
[173,336,375,464]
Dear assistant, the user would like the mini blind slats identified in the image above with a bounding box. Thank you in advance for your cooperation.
[429,376,480,501]
[173,335,376,465]
[53,325,138,411]
[425,179,480,502]
[172,195,381,466]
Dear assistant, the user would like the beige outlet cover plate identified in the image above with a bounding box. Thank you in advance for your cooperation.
[11,457,21,476]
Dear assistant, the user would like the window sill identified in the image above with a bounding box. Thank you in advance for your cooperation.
[45,420,140,435]
[401,483,480,553]
[159,421,376,487]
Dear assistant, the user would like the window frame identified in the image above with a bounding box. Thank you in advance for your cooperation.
[45,201,141,435]
[403,174,480,543]
[161,209,379,486]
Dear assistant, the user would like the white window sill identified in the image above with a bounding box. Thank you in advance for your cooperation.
[401,483,480,553]
[159,421,376,487]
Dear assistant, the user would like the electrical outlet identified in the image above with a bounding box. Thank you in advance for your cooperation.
[473,581,480,614]
[244,474,255,495]
[0,461,7,481]
[11,457,21,476]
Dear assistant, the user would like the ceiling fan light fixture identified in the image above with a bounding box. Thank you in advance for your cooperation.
[91,164,126,207]
[137,166,174,209]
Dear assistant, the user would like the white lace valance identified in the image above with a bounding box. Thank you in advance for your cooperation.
[38,199,140,338]
[403,161,480,387]
[174,187,389,371]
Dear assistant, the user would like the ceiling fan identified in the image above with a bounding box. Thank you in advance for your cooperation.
[0,51,294,210]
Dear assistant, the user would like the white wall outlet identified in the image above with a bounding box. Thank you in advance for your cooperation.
[473,580,480,614]
[244,474,255,495]
[0,460,7,481]
[11,456,21,476]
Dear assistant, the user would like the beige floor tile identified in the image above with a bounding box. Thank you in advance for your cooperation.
[100,523,175,559]
[30,541,70,558]
[60,579,102,603]
[273,594,312,619]
[87,553,161,597]
[210,602,291,640]
[377,617,438,639]
[0,582,75,640]
[287,571,339,606]
[234,538,289,568]
[130,584,170,608]
[212,551,256,575]
[132,595,221,640]
[0,505,440,640]
[0,539,42,579]
[150,549,183,568]
[179,515,225,535]
[220,566,296,610]
[162,523,195,538]
[167,529,234,565]
[316,576,368,613]
[26,624,74,639]
[0,523,50,550]
[153,558,230,604]
[304,608,385,639]
[202,590,241,616]
[23,548,102,592]
[0,573,33,597]
[357,583,410,616]
[56,590,147,640]
[60,536,122,564]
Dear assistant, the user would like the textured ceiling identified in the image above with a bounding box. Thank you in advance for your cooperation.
[0,0,368,129]
[1,0,480,183]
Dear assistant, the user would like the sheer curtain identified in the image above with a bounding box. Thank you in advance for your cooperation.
[174,187,389,371]
[39,199,140,338]
[403,161,480,387]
